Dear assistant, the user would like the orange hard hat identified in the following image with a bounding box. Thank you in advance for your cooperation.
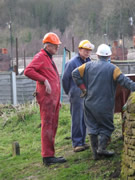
[42,32,62,45]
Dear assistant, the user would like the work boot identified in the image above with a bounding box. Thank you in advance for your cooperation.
[83,144,90,150]
[74,146,85,152]
[97,134,114,157]
[43,156,66,166]
[89,134,99,160]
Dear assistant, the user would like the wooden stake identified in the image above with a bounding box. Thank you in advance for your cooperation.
[12,141,20,156]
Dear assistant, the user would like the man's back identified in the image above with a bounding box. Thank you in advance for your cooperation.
[83,60,116,113]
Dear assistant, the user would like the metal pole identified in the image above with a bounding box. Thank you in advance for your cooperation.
[106,20,108,35]
[104,34,108,44]
[60,48,66,102]
[133,24,135,48]
[72,36,75,52]
[24,50,26,69]
[65,48,71,59]
[122,34,125,60]
[10,22,13,67]
[16,38,18,75]
[11,71,17,105]
[7,21,13,67]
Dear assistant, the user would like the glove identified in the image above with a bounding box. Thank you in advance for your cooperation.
[80,89,87,98]
[44,79,51,94]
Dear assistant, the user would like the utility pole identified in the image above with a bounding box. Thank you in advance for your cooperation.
[7,0,14,68]
[129,17,135,48]
[103,34,108,44]
[7,21,13,67]
[16,37,18,75]
[24,50,26,69]
[133,25,135,48]
[72,36,75,52]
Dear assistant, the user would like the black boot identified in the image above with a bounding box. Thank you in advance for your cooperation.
[89,134,99,160]
[97,134,114,157]
[43,156,66,166]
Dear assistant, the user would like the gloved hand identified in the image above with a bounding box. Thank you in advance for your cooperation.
[44,79,51,94]
[80,89,87,98]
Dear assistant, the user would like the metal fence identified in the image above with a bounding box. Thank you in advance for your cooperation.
[0,72,13,104]
[111,60,135,74]
[0,72,69,105]
[0,72,35,105]
[1,60,135,105]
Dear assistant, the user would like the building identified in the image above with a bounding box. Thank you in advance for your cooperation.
[0,48,11,71]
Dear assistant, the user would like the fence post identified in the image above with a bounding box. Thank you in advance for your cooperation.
[11,71,17,105]
[60,48,66,102]
[12,141,20,156]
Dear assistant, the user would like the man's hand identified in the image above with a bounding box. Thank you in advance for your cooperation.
[80,89,87,98]
[44,79,51,94]
[60,101,62,109]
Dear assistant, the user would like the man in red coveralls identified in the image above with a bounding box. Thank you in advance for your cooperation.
[24,32,66,166]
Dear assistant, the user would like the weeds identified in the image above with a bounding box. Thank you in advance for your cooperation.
[0,100,39,127]
[0,103,123,180]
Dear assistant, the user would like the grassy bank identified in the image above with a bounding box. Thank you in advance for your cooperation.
[0,103,123,180]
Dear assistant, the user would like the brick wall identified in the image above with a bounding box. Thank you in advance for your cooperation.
[0,54,10,71]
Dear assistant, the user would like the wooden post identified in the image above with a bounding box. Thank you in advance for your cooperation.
[24,50,26,69]
[72,36,75,52]
[12,141,20,156]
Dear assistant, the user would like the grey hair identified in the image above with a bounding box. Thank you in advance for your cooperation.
[44,43,51,49]
[99,56,110,60]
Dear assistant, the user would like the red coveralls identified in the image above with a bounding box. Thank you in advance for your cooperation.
[24,49,60,157]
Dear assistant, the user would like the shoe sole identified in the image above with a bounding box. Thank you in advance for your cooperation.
[44,162,66,166]
[74,148,85,152]
[43,160,67,166]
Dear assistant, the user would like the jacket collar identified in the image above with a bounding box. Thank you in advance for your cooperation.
[77,53,90,64]
[44,49,52,59]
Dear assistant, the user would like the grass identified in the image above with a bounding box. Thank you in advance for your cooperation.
[0,102,123,180]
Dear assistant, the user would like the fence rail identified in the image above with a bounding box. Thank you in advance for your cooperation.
[1,60,135,105]
[111,60,135,74]
[0,72,36,105]
[0,72,68,105]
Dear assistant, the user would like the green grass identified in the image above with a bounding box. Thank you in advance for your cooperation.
[0,103,123,180]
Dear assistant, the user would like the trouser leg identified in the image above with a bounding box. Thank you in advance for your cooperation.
[70,101,86,147]
[97,134,114,157]
[40,99,59,158]
[89,134,99,160]
[82,115,87,144]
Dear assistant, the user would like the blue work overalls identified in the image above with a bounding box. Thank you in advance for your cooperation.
[72,58,135,137]
[62,54,90,147]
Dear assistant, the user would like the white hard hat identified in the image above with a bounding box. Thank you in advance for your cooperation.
[96,44,112,56]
